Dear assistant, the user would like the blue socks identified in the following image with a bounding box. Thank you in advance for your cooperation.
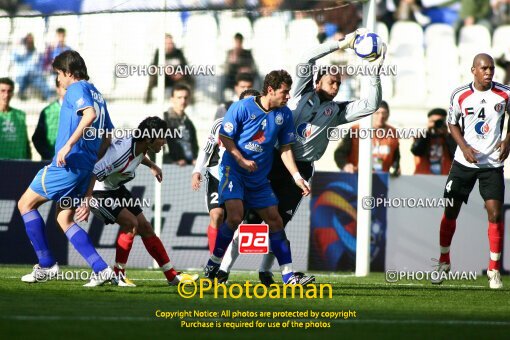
[269,230,294,283]
[22,210,56,268]
[210,222,235,263]
[65,224,108,273]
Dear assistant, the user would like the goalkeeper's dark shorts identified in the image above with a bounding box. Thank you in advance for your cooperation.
[90,185,143,224]
[245,153,314,227]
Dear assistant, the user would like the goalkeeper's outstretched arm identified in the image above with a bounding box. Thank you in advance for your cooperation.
[338,43,386,124]
[292,29,367,98]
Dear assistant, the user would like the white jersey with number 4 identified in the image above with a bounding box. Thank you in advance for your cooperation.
[448,82,510,168]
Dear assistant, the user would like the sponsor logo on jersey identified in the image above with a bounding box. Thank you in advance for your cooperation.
[481,99,486,104]
[250,114,256,120]
[494,103,505,112]
[244,142,263,153]
[252,130,265,143]
[76,97,85,107]
[296,122,312,141]
[324,107,333,116]
[275,113,284,125]
[208,134,215,144]
[474,121,490,138]
[223,122,234,133]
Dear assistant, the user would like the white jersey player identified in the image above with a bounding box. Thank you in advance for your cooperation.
[191,89,261,254]
[82,117,198,287]
[434,54,510,289]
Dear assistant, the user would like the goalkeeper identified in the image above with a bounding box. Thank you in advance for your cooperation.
[217,29,386,285]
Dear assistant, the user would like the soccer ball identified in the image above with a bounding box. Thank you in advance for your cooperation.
[353,32,383,62]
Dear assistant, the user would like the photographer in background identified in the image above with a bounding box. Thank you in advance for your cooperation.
[334,101,400,177]
[411,108,456,175]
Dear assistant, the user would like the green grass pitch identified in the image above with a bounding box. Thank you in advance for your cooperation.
[0,265,509,339]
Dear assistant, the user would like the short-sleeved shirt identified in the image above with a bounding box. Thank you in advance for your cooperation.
[93,137,144,191]
[448,82,510,168]
[51,80,114,171]
[219,96,295,182]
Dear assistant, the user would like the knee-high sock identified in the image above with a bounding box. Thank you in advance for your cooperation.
[269,230,293,283]
[208,222,235,265]
[65,224,108,273]
[142,235,178,281]
[207,225,218,255]
[488,222,504,271]
[219,228,240,272]
[115,231,134,275]
[439,214,456,263]
[22,210,55,268]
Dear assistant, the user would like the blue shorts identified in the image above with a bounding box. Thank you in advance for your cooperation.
[30,164,92,204]
[218,165,278,210]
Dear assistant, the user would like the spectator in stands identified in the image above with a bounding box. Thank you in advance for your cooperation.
[496,52,510,84]
[420,0,460,27]
[0,77,31,160]
[214,73,254,119]
[492,0,510,26]
[42,28,71,72]
[32,79,66,161]
[224,33,257,95]
[411,108,456,175]
[146,34,194,103]
[311,1,360,36]
[460,0,492,29]
[163,84,198,165]
[334,101,400,176]
[377,0,397,30]
[12,33,52,100]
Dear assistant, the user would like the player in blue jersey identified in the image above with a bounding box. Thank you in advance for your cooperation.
[204,70,315,285]
[17,50,116,286]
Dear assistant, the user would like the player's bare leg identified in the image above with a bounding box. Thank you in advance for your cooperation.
[55,205,113,287]
[484,199,504,289]
[432,200,462,284]
[205,199,243,280]
[256,206,314,285]
[18,188,58,283]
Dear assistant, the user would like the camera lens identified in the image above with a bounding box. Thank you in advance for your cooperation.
[434,119,445,129]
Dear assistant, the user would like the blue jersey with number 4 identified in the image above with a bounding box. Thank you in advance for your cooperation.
[51,80,114,171]
[219,97,295,181]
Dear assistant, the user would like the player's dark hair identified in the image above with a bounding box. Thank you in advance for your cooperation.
[0,77,15,90]
[235,72,254,85]
[240,89,260,99]
[52,50,89,81]
[427,108,447,117]
[171,83,191,97]
[56,27,66,34]
[262,70,292,95]
[234,33,244,41]
[55,77,59,88]
[380,100,389,114]
[315,65,342,84]
[136,116,168,142]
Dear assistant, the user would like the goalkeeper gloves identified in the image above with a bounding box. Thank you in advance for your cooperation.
[338,28,368,50]
[370,42,387,70]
